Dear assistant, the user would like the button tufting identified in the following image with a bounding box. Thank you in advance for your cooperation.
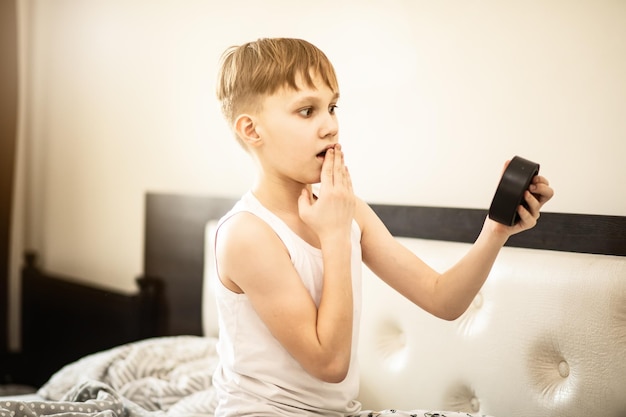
[376,321,408,371]
[457,291,490,337]
[470,397,480,412]
[558,360,570,378]
[528,337,575,403]
[443,383,479,413]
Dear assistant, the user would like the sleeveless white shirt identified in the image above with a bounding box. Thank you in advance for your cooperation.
[211,191,363,416]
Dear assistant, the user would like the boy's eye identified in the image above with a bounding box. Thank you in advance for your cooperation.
[298,107,313,117]
[298,104,338,118]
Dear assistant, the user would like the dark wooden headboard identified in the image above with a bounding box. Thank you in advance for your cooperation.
[10,192,625,388]
[142,193,236,337]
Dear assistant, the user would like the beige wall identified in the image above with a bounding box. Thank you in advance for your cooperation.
[10,0,626,349]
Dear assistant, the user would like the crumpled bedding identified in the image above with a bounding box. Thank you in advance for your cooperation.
[0,335,489,417]
[1,335,219,416]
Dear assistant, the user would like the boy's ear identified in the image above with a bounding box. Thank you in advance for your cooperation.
[234,114,262,147]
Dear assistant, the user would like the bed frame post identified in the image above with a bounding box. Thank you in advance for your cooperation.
[18,251,164,387]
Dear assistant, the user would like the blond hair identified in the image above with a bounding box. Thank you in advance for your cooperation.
[216,38,339,145]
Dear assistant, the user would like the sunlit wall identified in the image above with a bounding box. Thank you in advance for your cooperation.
[10,0,626,349]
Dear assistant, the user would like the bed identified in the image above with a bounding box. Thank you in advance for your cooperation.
[2,192,625,417]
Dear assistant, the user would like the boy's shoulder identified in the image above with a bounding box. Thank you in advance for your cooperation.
[218,209,275,247]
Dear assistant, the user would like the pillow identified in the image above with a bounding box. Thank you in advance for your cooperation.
[202,220,220,338]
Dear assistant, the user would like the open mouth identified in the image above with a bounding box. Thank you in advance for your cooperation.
[317,146,335,159]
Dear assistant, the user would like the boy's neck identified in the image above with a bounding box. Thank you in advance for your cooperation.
[252,180,312,217]
[251,178,321,249]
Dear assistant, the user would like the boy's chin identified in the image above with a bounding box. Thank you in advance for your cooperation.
[295,174,320,186]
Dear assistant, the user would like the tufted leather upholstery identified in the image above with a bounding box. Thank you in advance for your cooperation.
[358,237,626,417]
[203,224,626,417]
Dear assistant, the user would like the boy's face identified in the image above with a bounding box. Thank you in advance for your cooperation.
[252,72,339,185]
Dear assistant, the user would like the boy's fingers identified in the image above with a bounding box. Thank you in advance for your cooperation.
[327,145,343,186]
[339,149,353,189]
[524,190,541,215]
[500,160,511,176]
[344,166,353,190]
[298,188,311,211]
[322,148,335,184]
[533,175,550,186]
[529,178,554,205]
[334,148,344,179]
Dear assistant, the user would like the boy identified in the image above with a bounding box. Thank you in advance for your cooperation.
[210,38,553,417]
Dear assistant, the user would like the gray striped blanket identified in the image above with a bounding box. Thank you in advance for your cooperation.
[1,336,219,416]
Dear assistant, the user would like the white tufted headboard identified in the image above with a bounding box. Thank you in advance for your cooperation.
[202,205,626,417]
[357,237,626,417]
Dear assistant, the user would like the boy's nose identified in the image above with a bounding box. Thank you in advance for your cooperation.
[319,114,338,139]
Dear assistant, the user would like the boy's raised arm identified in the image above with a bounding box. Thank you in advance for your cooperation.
[358,172,554,320]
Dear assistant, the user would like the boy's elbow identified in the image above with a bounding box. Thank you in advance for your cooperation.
[432,304,467,321]
[439,310,464,321]
[310,356,350,383]
[317,363,349,383]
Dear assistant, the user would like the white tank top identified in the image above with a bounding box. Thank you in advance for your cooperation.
[211,191,363,416]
